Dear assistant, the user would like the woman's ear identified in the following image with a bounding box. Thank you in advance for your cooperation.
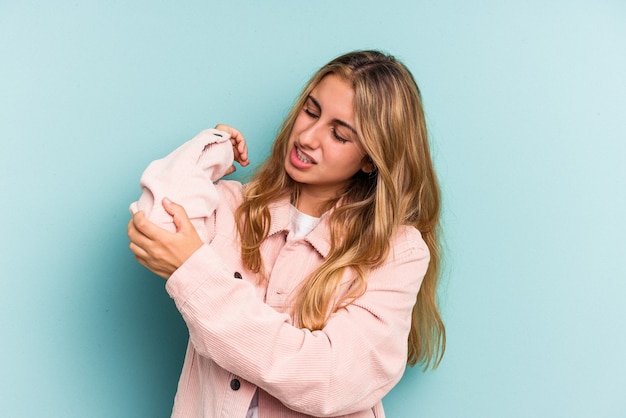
[361,156,376,174]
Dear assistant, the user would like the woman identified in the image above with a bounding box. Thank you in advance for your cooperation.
[128,50,445,417]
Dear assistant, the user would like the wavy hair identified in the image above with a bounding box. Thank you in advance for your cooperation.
[236,50,445,369]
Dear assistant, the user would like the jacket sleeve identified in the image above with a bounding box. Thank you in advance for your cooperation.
[129,129,233,237]
[165,227,429,417]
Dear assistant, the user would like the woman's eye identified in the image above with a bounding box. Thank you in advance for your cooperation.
[303,108,318,118]
[332,128,348,144]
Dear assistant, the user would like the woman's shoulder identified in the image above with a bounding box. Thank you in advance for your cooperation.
[387,225,430,261]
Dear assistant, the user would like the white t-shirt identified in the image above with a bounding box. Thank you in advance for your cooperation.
[288,204,323,240]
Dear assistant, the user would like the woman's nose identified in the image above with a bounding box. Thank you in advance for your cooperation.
[298,120,322,149]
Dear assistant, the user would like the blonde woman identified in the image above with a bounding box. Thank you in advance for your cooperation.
[128,50,445,418]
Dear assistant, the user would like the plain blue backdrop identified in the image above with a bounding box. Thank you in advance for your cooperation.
[1,1,625,417]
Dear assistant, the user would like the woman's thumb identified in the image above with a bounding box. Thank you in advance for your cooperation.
[162,198,190,232]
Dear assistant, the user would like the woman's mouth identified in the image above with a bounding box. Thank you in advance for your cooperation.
[289,146,316,169]
[296,147,314,164]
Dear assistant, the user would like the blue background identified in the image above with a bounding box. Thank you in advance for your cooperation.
[1,1,625,417]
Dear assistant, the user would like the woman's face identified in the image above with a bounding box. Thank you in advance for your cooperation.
[285,74,368,203]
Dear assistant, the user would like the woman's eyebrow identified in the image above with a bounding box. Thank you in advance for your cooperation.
[307,95,357,135]
[306,95,321,111]
[334,119,357,136]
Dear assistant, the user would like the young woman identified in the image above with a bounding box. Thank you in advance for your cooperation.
[128,50,445,418]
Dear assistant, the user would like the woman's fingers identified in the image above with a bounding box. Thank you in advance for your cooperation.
[215,123,250,167]
[129,210,161,241]
[126,200,203,279]
[234,135,249,167]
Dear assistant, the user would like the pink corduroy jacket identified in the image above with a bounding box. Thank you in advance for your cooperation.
[131,130,430,417]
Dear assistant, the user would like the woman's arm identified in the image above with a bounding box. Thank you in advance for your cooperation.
[129,125,248,232]
[128,125,250,277]
[166,224,428,416]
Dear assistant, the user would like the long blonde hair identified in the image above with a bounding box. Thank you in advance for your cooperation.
[236,50,445,369]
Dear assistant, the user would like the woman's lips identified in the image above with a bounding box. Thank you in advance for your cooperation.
[290,146,316,168]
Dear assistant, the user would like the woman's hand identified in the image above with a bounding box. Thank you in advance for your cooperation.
[215,124,250,175]
[127,198,203,279]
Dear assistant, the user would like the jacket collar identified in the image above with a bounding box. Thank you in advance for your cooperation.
[267,196,331,258]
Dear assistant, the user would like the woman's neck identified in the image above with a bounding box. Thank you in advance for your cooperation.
[292,182,346,217]
[294,194,324,217]
[294,188,339,217]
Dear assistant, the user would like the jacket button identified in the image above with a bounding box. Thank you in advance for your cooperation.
[230,378,241,391]
[234,272,242,279]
